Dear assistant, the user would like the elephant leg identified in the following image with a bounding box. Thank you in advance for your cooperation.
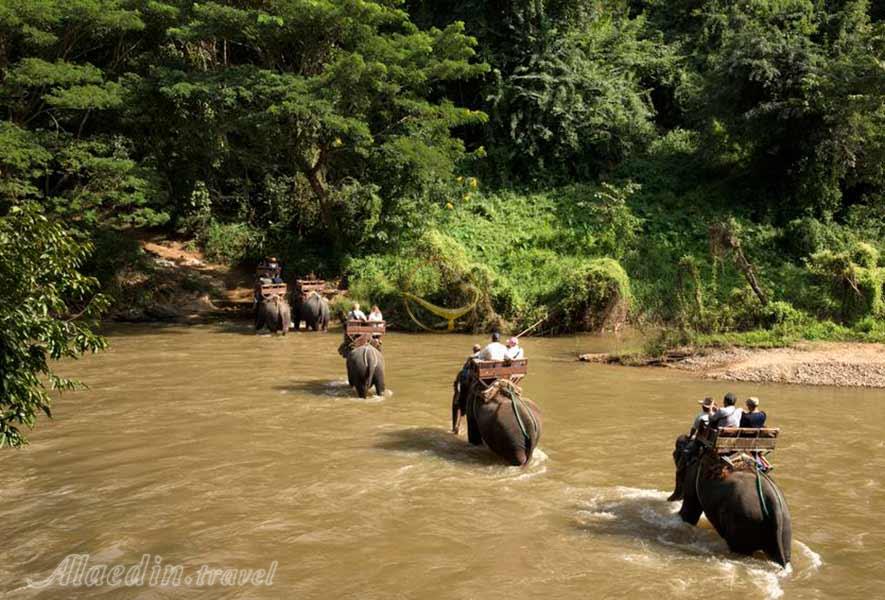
[466,406,482,446]
[372,365,385,396]
[346,356,356,388]
[678,464,703,525]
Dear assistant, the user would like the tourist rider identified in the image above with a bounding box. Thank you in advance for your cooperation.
[690,397,715,439]
[368,305,383,322]
[347,302,367,321]
[740,397,766,428]
[505,336,524,360]
[452,344,482,434]
[267,256,283,283]
[478,332,507,361]
[709,392,742,429]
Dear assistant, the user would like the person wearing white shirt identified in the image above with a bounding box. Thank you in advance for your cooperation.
[709,392,742,429]
[478,332,507,361]
[504,336,524,360]
[347,302,367,321]
[367,305,383,322]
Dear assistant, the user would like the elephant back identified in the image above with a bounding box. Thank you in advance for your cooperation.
[469,378,542,466]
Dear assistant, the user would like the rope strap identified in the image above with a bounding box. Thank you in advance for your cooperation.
[755,464,771,520]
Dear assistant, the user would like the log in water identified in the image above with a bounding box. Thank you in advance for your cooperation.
[1,324,881,599]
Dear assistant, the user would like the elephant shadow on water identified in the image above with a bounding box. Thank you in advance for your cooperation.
[375,427,509,467]
[273,379,355,398]
[273,378,385,400]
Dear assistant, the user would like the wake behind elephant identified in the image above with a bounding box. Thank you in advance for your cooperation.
[466,378,542,466]
[293,291,330,331]
[346,344,385,398]
[671,435,791,567]
[255,294,292,334]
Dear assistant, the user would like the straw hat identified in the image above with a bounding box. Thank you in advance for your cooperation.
[698,397,714,408]
[746,397,760,408]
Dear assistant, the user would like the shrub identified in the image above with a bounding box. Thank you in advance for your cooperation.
[552,258,632,332]
[199,221,263,265]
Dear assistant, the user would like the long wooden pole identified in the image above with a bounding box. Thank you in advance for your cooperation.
[516,314,547,338]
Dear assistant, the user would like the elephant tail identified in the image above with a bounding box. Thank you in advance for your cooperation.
[760,470,791,568]
[770,476,791,568]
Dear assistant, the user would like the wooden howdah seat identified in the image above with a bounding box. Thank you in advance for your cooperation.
[698,426,780,454]
[294,278,326,298]
[345,320,386,338]
[258,283,287,299]
[471,359,528,384]
[339,321,385,356]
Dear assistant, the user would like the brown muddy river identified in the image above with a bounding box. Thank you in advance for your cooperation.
[1,324,883,599]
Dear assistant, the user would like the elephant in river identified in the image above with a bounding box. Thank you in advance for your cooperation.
[293,291,330,331]
[466,379,542,466]
[255,294,292,334]
[346,344,385,398]
[671,435,791,567]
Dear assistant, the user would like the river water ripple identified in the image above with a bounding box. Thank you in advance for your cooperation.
[0,324,882,599]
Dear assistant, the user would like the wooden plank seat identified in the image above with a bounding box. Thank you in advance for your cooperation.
[699,427,780,453]
[295,279,326,296]
[345,320,386,336]
[259,283,287,299]
[472,359,528,381]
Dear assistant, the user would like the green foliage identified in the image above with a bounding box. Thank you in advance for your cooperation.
[808,242,884,323]
[551,258,632,332]
[0,203,107,447]
[199,221,263,265]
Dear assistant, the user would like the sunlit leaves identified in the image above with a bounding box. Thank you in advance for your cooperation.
[0,203,108,448]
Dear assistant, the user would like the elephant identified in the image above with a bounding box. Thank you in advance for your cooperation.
[671,435,792,567]
[346,344,385,398]
[255,294,292,334]
[293,291,330,331]
[466,379,542,466]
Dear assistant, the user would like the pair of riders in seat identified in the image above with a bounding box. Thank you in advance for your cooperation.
[476,332,524,361]
[347,302,383,323]
[450,333,525,434]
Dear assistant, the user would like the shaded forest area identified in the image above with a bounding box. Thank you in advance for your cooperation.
[1,0,884,339]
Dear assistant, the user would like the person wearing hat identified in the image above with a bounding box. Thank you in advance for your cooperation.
[740,397,767,428]
[709,392,743,429]
[452,344,483,434]
[689,397,716,439]
[505,336,524,360]
[478,332,507,361]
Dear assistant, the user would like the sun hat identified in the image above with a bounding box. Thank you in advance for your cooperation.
[746,397,760,407]
[698,397,714,408]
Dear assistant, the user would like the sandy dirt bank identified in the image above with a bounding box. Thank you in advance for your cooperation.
[580,342,885,388]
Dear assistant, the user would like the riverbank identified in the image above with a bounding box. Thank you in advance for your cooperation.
[579,342,885,388]
[106,236,255,323]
